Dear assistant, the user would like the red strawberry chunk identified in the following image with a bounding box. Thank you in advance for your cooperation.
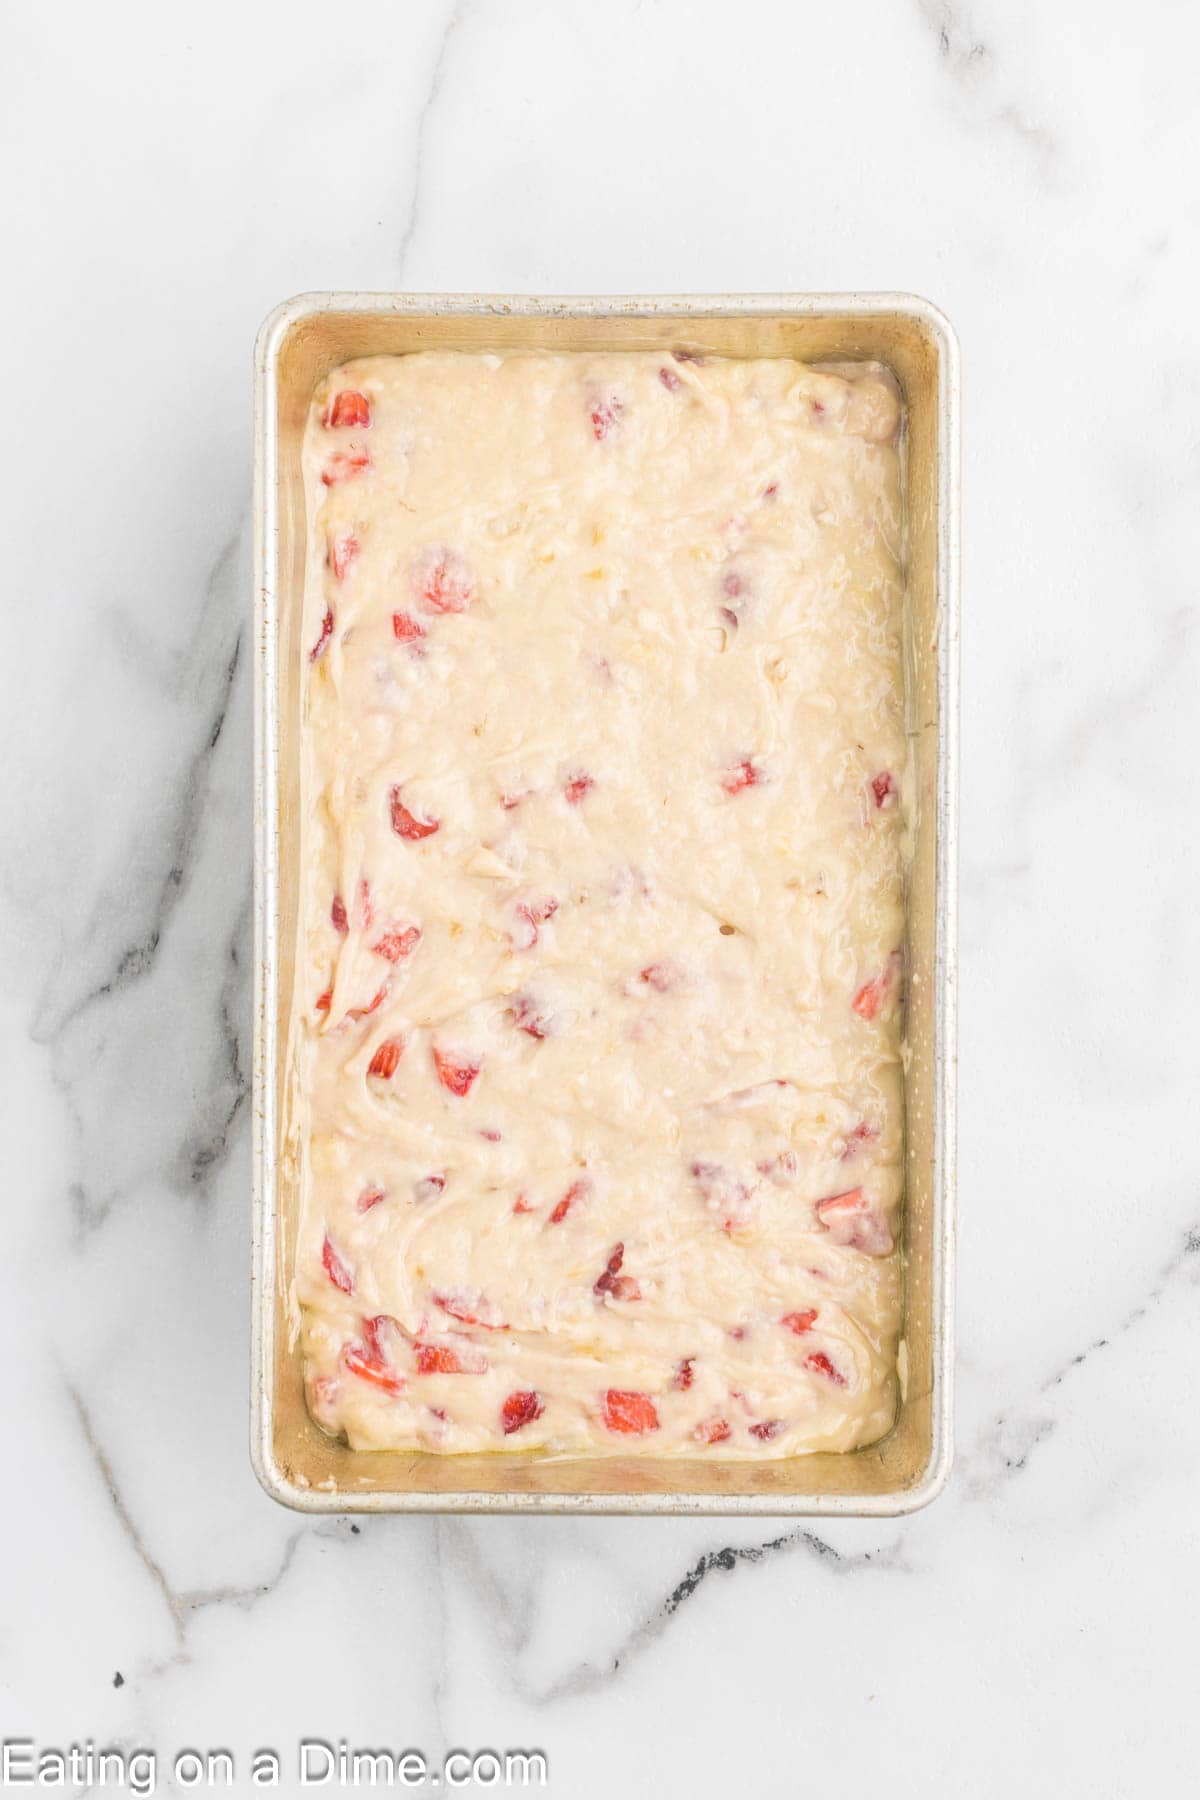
[356,1187,386,1213]
[321,451,370,487]
[502,1390,544,1435]
[852,955,900,1020]
[315,988,332,1016]
[432,1046,480,1096]
[871,770,898,809]
[512,1193,534,1214]
[696,1416,731,1445]
[343,1344,405,1395]
[357,879,374,929]
[392,610,425,643]
[608,1275,642,1301]
[329,533,359,580]
[321,1233,354,1295]
[390,786,440,840]
[602,1390,659,1434]
[347,984,388,1021]
[782,1309,819,1337]
[674,1357,696,1391]
[593,1242,625,1295]
[414,1173,446,1202]
[415,547,474,614]
[372,924,421,963]
[509,994,551,1039]
[814,1188,893,1256]
[659,366,681,391]
[564,772,594,806]
[414,1342,486,1376]
[367,1038,404,1080]
[840,1120,878,1160]
[331,893,348,935]
[804,1350,848,1387]
[309,607,334,662]
[749,1419,783,1440]
[549,1177,589,1225]
[433,1289,507,1330]
[589,395,624,440]
[720,757,763,796]
[324,390,371,429]
[511,896,559,949]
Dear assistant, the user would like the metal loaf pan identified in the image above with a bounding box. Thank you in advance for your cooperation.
[253,293,959,1514]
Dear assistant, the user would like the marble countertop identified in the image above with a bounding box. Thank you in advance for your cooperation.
[5,1,1197,1795]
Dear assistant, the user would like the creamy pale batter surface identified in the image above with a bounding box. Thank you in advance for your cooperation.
[292,348,908,1457]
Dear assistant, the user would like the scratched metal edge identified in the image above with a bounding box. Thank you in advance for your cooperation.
[250,293,959,1516]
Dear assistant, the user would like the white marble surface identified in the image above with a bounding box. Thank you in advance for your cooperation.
[3,1,1198,1794]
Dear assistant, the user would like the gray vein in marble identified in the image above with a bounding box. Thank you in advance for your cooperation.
[397,0,469,276]
[962,1213,1200,1499]
[69,1379,308,1676]
[174,886,252,1190]
[916,0,1057,172]
[36,521,245,1046]
[446,1518,905,1708]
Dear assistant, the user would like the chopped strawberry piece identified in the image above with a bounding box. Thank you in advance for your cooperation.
[414,1173,445,1202]
[502,1390,544,1435]
[690,1160,753,1231]
[762,482,778,500]
[315,988,332,1016]
[372,924,421,963]
[841,1120,878,1160]
[852,955,900,1020]
[324,390,371,429]
[749,1419,784,1440]
[321,1233,354,1295]
[804,1350,847,1387]
[432,1046,480,1096]
[659,366,681,391]
[696,1416,731,1445]
[433,1289,507,1330]
[871,770,898,809]
[392,610,425,643]
[549,1177,589,1225]
[357,878,374,930]
[414,546,474,614]
[589,395,624,440]
[593,1242,625,1295]
[367,1038,404,1080]
[309,607,334,662]
[414,1342,486,1376]
[720,757,763,796]
[330,894,348,935]
[390,786,440,840]
[609,1275,642,1300]
[674,1357,696,1391]
[356,1187,386,1213]
[320,451,370,487]
[720,606,740,632]
[512,1193,535,1214]
[602,1390,659,1434]
[343,1345,406,1395]
[329,533,359,580]
[814,1187,893,1256]
[781,1309,819,1335]
[347,984,388,1021]
[509,994,551,1039]
[563,772,594,806]
[480,1128,503,1143]
[511,896,559,950]
[359,1315,390,1362]
[639,962,673,992]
